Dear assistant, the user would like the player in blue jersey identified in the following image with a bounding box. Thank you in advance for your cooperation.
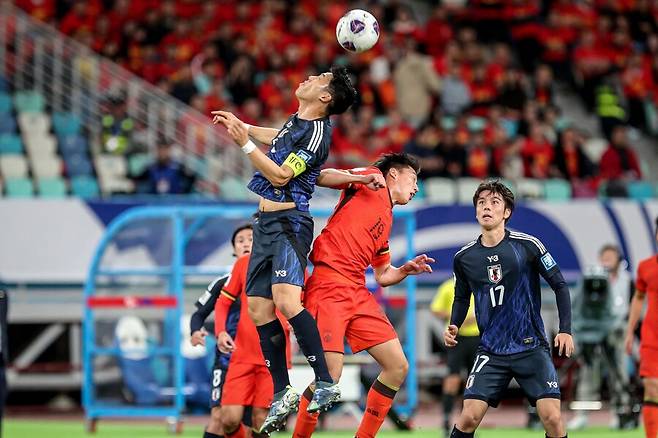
[211,66,377,433]
[444,180,575,438]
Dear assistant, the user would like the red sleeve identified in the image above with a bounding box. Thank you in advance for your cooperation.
[636,262,647,293]
[214,256,248,336]
[371,241,391,268]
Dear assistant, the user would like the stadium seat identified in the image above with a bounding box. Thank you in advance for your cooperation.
[128,153,151,177]
[457,178,482,204]
[0,154,28,178]
[58,134,88,155]
[424,177,457,204]
[65,153,94,176]
[0,134,23,154]
[628,181,655,200]
[501,179,517,196]
[37,177,67,198]
[13,90,45,113]
[0,92,11,114]
[5,177,34,197]
[30,155,62,179]
[0,115,17,134]
[24,133,58,158]
[18,112,50,134]
[582,138,608,164]
[71,175,100,198]
[220,177,252,201]
[544,179,572,201]
[95,154,127,179]
[516,179,544,199]
[52,112,81,136]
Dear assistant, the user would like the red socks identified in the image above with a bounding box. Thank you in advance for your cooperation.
[293,387,320,438]
[225,424,245,438]
[644,401,658,438]
[355,378,398,438]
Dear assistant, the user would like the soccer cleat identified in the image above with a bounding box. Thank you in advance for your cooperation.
[259,385,300,434]
[307,380,341,413]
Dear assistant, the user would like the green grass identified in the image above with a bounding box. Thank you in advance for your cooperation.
[4,420,647,438]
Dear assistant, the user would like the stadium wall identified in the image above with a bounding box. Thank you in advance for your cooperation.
[1,199,657,284]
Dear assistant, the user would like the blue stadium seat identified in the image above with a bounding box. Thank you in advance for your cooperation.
[5,177,34,197]
[0,134,23,154]
[0,92,11,114]
[71,175,100,198]
[65,153,94,176]
[53,112,81,136]
[544,179,572,201]
[628,181,654,200]
[37,177,68,198]
[13,90,45,113]
[0,115,17,134]
[58,134,88,155]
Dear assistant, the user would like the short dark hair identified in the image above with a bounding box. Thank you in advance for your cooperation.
[231,223,253,248]
[472,179,515,222]
[599,244,622,260]
[326,66,357,115]
[373,152,420,177]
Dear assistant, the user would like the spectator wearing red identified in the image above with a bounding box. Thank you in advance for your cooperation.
[599,125,642,181]
[521,123,555,179]
[532,65,555,108]
[622,52,653,130]
[553,127,595,180]
[375,110,415,154]
[466,131,492,179]
[59,1,97,36]
[573,30,612,109]
[468,63,497,117]
[423,6,454,56]
[16,0,55,23]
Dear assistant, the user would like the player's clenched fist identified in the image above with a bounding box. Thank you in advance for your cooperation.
[444,324,459,347]
[190,328,207,346]
[217,331,236,353]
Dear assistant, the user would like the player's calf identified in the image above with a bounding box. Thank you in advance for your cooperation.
[536,399,565,437]
[204,406,223,437]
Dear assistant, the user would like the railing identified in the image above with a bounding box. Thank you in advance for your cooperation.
[0,4,253,190]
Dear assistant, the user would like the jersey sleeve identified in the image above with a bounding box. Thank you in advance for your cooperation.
[222,256,248,300]
[636,262,647,293]
[371,241,391,268]
[190,274,228,334]
[450,256,472,327]
[284,121,328,176]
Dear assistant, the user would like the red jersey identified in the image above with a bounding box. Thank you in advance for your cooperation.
[215,255,290,366]
[636,255,658,349]
[309,167,392,285]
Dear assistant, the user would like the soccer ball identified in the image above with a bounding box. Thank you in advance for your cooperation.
[336,9,380,53]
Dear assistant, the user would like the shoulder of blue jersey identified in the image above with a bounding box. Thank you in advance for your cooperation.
[508,231,547,255]
[455,239,478,258]
[304,120,326,154]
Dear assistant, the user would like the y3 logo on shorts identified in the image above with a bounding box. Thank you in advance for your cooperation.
[275,270,287,277]
[547,381,558,388]
[307,356,316,362]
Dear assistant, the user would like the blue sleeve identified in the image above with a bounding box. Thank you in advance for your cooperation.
[449,257,471,328]
[292,121,327,168]
[532,243,572,334]
[189,275,228,335]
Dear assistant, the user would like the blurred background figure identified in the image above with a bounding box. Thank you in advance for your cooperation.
[431,277,479,437]
[569,244,638,430]
[133,137,196,194]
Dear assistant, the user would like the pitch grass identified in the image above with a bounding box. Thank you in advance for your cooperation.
[5,419,646,438]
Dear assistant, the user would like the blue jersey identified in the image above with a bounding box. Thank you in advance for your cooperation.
[453,230,562,355]
[247,114,331,212]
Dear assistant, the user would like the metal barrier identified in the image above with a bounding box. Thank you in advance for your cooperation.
[82,205,418,430]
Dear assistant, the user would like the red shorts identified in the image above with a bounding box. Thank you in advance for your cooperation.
[220,362,273,408]
[640,346,658,378]
[304,272,397,354]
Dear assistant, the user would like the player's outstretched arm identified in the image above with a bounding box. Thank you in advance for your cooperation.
[211,110,279,145]
[317,168,386,190]
[373,254,434,287]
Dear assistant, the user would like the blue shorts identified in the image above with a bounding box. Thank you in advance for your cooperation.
[463,345,560,407]
[246,209,313,298]
[210,351,230,408]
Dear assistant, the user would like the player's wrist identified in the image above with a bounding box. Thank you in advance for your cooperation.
[242,122,251,131]
[241,140,257,154]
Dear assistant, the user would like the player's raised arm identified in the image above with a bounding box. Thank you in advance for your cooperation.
[317,168,386,190]
[212,110,280,145]
[372,254,434,287]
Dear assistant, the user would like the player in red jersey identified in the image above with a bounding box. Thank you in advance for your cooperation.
[293,153,434,438]
[213,253,292,438]
[625,217,658,438]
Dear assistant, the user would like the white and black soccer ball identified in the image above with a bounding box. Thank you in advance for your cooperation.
[336,9,380,53]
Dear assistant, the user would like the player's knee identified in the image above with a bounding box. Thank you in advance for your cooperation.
[538,408,561,429]
[459,409,483,430]
[272,295,302,319]
[645,379,658,398]
[248,300,270,325]
[221,412,241,432]
[385,357,408,387]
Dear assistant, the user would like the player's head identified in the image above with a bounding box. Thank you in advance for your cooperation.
[473,179,515,229]
[373,152,420,205]
[295,66,356,116]
[231,224,253,257]
[599,244,622,273]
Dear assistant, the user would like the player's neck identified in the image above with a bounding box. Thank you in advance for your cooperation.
[297,101,326,121]
[480,226,506,247]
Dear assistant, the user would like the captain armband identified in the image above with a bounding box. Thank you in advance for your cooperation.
[283,152,307,177]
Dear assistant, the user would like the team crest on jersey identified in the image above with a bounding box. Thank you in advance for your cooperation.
[487,264,502,283]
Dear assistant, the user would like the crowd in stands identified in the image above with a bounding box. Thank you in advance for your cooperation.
[13,0,658,198]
